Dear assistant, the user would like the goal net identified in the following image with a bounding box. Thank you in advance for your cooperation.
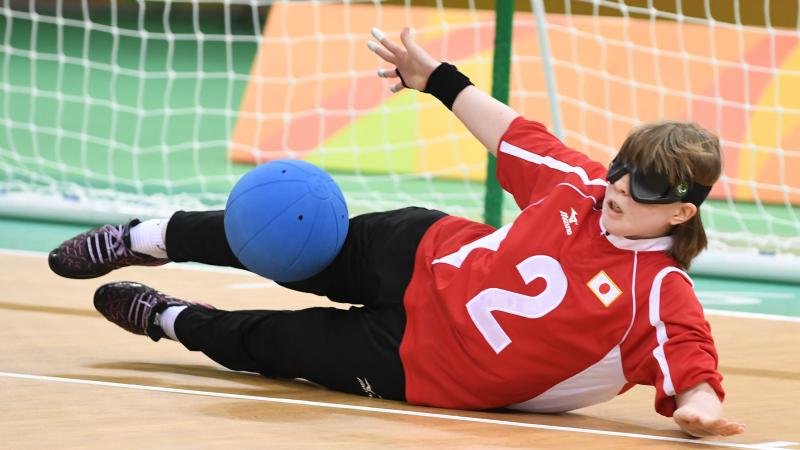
[0,0,496,223]
[1,1,798,277]
[513,0,800,275]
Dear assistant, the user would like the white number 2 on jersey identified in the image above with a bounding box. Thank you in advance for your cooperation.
[465,255,568,353]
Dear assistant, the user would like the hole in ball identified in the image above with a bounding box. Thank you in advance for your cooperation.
[298,215,304,220]
[281,170,287,173]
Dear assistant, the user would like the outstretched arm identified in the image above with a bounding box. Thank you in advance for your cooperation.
[368,27,519,156]
[674,382,746,437]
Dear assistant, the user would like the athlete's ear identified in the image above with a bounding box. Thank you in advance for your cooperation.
[669,203,697,226]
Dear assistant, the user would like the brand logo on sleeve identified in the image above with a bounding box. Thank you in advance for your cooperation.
[587,270,622,307]
[560,208,579,235]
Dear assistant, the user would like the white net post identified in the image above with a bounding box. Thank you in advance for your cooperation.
[516,0,800,281]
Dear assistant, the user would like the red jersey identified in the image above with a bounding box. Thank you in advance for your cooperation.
[399,117,724,417]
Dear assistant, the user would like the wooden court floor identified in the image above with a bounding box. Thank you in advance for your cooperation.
[1,251,799,449]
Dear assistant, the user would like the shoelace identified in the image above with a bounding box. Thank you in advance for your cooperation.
[128,292,157,330]
[86,224,131,264]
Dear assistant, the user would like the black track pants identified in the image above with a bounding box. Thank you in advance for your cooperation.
[165,207,447,400]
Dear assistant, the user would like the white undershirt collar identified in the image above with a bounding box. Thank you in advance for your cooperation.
[598,213,673,252]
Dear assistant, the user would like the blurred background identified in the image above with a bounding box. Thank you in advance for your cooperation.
[2,0,800,281]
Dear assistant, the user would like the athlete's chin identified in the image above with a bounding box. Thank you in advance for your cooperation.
[600,212,628,237]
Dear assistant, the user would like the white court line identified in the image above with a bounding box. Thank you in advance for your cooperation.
[751,442,800,449]
[0,371,765,449]
[700,292,796,299]
[703,309,800,323]
[4,248,800,323]
[0,248,47,258]
[228,282,280,289]
[0,248,254,276]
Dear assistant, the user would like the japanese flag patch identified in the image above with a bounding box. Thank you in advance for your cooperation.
[587,271,622,307]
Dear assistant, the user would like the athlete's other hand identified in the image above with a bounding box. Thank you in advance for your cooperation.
[673,405,746,437]
[368,27,439,93]
[673,381,745,438]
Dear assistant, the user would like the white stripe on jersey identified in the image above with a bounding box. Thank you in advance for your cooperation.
[648,267,693,396]
[432,223,513,268]
[619,252,638,344]
[556,182,602,210]
[499,141,608,187]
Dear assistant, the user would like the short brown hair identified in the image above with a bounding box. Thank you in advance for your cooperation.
[616,121,722,268]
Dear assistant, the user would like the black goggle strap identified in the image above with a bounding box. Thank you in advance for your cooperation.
[681,182,712,207]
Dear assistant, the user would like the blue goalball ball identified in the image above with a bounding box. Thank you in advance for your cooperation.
[224,159,349,282]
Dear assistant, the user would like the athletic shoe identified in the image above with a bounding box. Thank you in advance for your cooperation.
[48,219,168,279]
[94,281,213,341]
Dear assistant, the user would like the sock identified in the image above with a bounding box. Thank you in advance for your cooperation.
[130,219,169,259]
[156,305,187,341]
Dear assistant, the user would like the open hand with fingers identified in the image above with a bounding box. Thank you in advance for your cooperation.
[673,405,746,438]
[368,27,440,93]
[673,381,746,438]
[366,25,508,149]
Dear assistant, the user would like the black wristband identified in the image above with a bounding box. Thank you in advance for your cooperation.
[423,62,473,110]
